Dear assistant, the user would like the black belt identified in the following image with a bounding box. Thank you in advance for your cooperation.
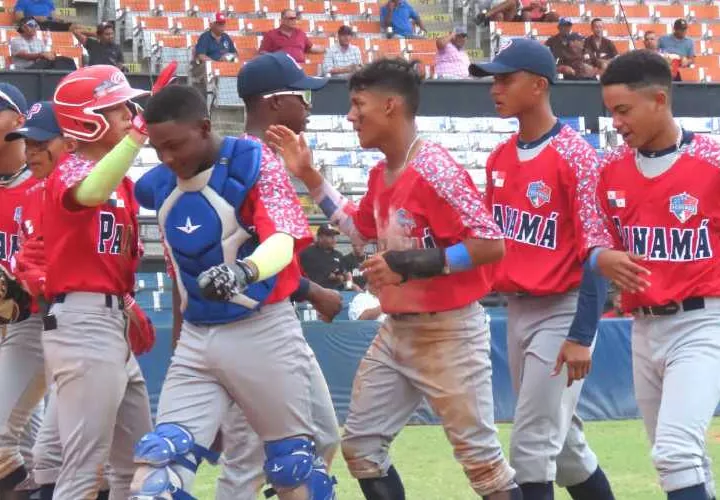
[52,293,124,309]
[390,312,438,321]
[636,297,705,317]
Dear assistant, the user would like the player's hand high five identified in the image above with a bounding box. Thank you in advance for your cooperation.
[595,249,651,293]
[266,125,320,188]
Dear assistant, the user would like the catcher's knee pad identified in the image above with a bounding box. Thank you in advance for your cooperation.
[130,423,220,500]
[263,438,336,499]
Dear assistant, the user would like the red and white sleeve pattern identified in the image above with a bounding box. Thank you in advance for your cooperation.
[257,143,312,240]
[414,142,503,240]
[57,154,95,189]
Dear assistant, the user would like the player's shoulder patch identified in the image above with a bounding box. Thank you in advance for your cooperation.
[683,133,720,169]
[56,153,95,189]
[548,125,598,173]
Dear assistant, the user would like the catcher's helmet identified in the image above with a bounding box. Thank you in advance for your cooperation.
[53,65,149,142]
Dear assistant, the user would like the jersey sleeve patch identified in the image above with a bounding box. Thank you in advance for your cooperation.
[551,126,614,249]
[257,142,312,240]
[412,141,503,240]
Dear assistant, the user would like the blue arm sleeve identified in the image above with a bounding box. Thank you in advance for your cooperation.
[567,260,609,346]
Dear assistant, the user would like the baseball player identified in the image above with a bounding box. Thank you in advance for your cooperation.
[469,39,615,500]
[130,78,336,499]
[593,50,720,500]
[4,100,113,500]
[268,58,520,500]
[0,84,48,500]
[41,64,164,499]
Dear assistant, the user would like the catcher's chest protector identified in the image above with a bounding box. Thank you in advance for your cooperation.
[135,137,277,325]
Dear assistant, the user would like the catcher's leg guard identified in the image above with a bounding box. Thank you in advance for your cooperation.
[129,423,220,500]
[264,438,337,500]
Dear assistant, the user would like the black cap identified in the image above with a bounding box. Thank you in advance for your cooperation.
[674,18,688,30]
[317,223,339,236]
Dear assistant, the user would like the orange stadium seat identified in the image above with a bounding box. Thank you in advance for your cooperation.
[189,0,221,14]
[653,4,687,20]
[531,22,556,37]
[54,46,83,60]
[369,37,403,55]
[46,31,76,47]
[621,4,650,20]
[260,0,291,13]
[244,17,277,32]
[678,66,703,82]
[690,4,719,22]
[704,39,720,55]
[694,39,702,55]
[295,19,311,32]
[404,38,436,54]
[583,2,615,19]
[314,19,345,34]
[156,0,188,13]
[548,3,580,18]
[173,16,208,31]
[331,2,362,16]
[0,44,10,58]
[231,34,260,49]
[351,20,381,34]
[410,52,434,66]
[308,35,330,49]
[210,60,242,76]
[235,47,257,59]
[0,12,14,27]
[304,52,323,64]
[297,1,327,15]
[226,0,259,14]
[215,17,240,30]
[300,62,319,75]
[118,0,151,11]
[137,16,174,30]
[2,0,16,10]
[154,33,190,47]
[571,22,591,35]
[634,23,669,37]
[702,66,720,83]
[491,21,528,37]
[613,39,633,54]
[602,23,630,38]
[685,23,705,39]
[694,54,719,69]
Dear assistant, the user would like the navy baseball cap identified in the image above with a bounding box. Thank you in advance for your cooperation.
[6,101,62,142]
[469,38,557,83]
[237,52,329,98]
[0,83,28,115]
[558,17,573,26]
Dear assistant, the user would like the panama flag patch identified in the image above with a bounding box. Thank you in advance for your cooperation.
[607,190,626,208]
[492,171,506,187]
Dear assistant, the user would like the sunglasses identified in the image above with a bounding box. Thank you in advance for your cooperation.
[263,90,312,106]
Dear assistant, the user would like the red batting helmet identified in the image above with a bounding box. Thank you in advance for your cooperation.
[53,65,149,142]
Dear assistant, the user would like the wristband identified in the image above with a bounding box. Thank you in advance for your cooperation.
[383,248,446,282]
[291,277,311,303]
[444,243,473,273]
[237,259,258,284]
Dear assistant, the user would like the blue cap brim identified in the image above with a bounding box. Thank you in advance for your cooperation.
[287,74,330,91]
[6,127,60,142]
[469,61,519,78]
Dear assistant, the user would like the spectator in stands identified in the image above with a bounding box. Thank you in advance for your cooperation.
[519,0,558,22]
[435,25,470,79]
[474,0,516,25]
[259,9,324,64]
[194,12,237,62]
[644,30,682,81]
[321,25,362,77]
[11,16,76,69]
[380,0,427,38]
[583,18,617,73]
[659,19,695,70]
[13,0,70,31]
[341,242,368,291]
[299,224,345,290]
[71,21,125,70]
[557,33,597,80]
[545,17,573,61]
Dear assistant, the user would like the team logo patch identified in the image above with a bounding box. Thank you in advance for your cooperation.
[94,72,126,98]
[607,190,625,208]
[394,208,416,231]
[526,180,551,208]
[669,192,698,223]
[497,38,513,54]
[26,103,42,120]
[492,171,506,188]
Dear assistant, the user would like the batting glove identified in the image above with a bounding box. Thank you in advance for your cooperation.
[129,60,178,138]
[197,260,257,302]
[123,294,156,356]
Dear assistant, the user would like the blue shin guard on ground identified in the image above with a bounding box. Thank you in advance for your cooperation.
[264,438,337,499]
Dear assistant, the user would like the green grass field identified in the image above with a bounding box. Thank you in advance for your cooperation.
[193,418,720,499]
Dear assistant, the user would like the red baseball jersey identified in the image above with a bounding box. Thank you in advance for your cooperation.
[0,172,42,273]
[598,133,720,311]
[350,141,503,314]
[485,124,610,295]
[43,153,141,298]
